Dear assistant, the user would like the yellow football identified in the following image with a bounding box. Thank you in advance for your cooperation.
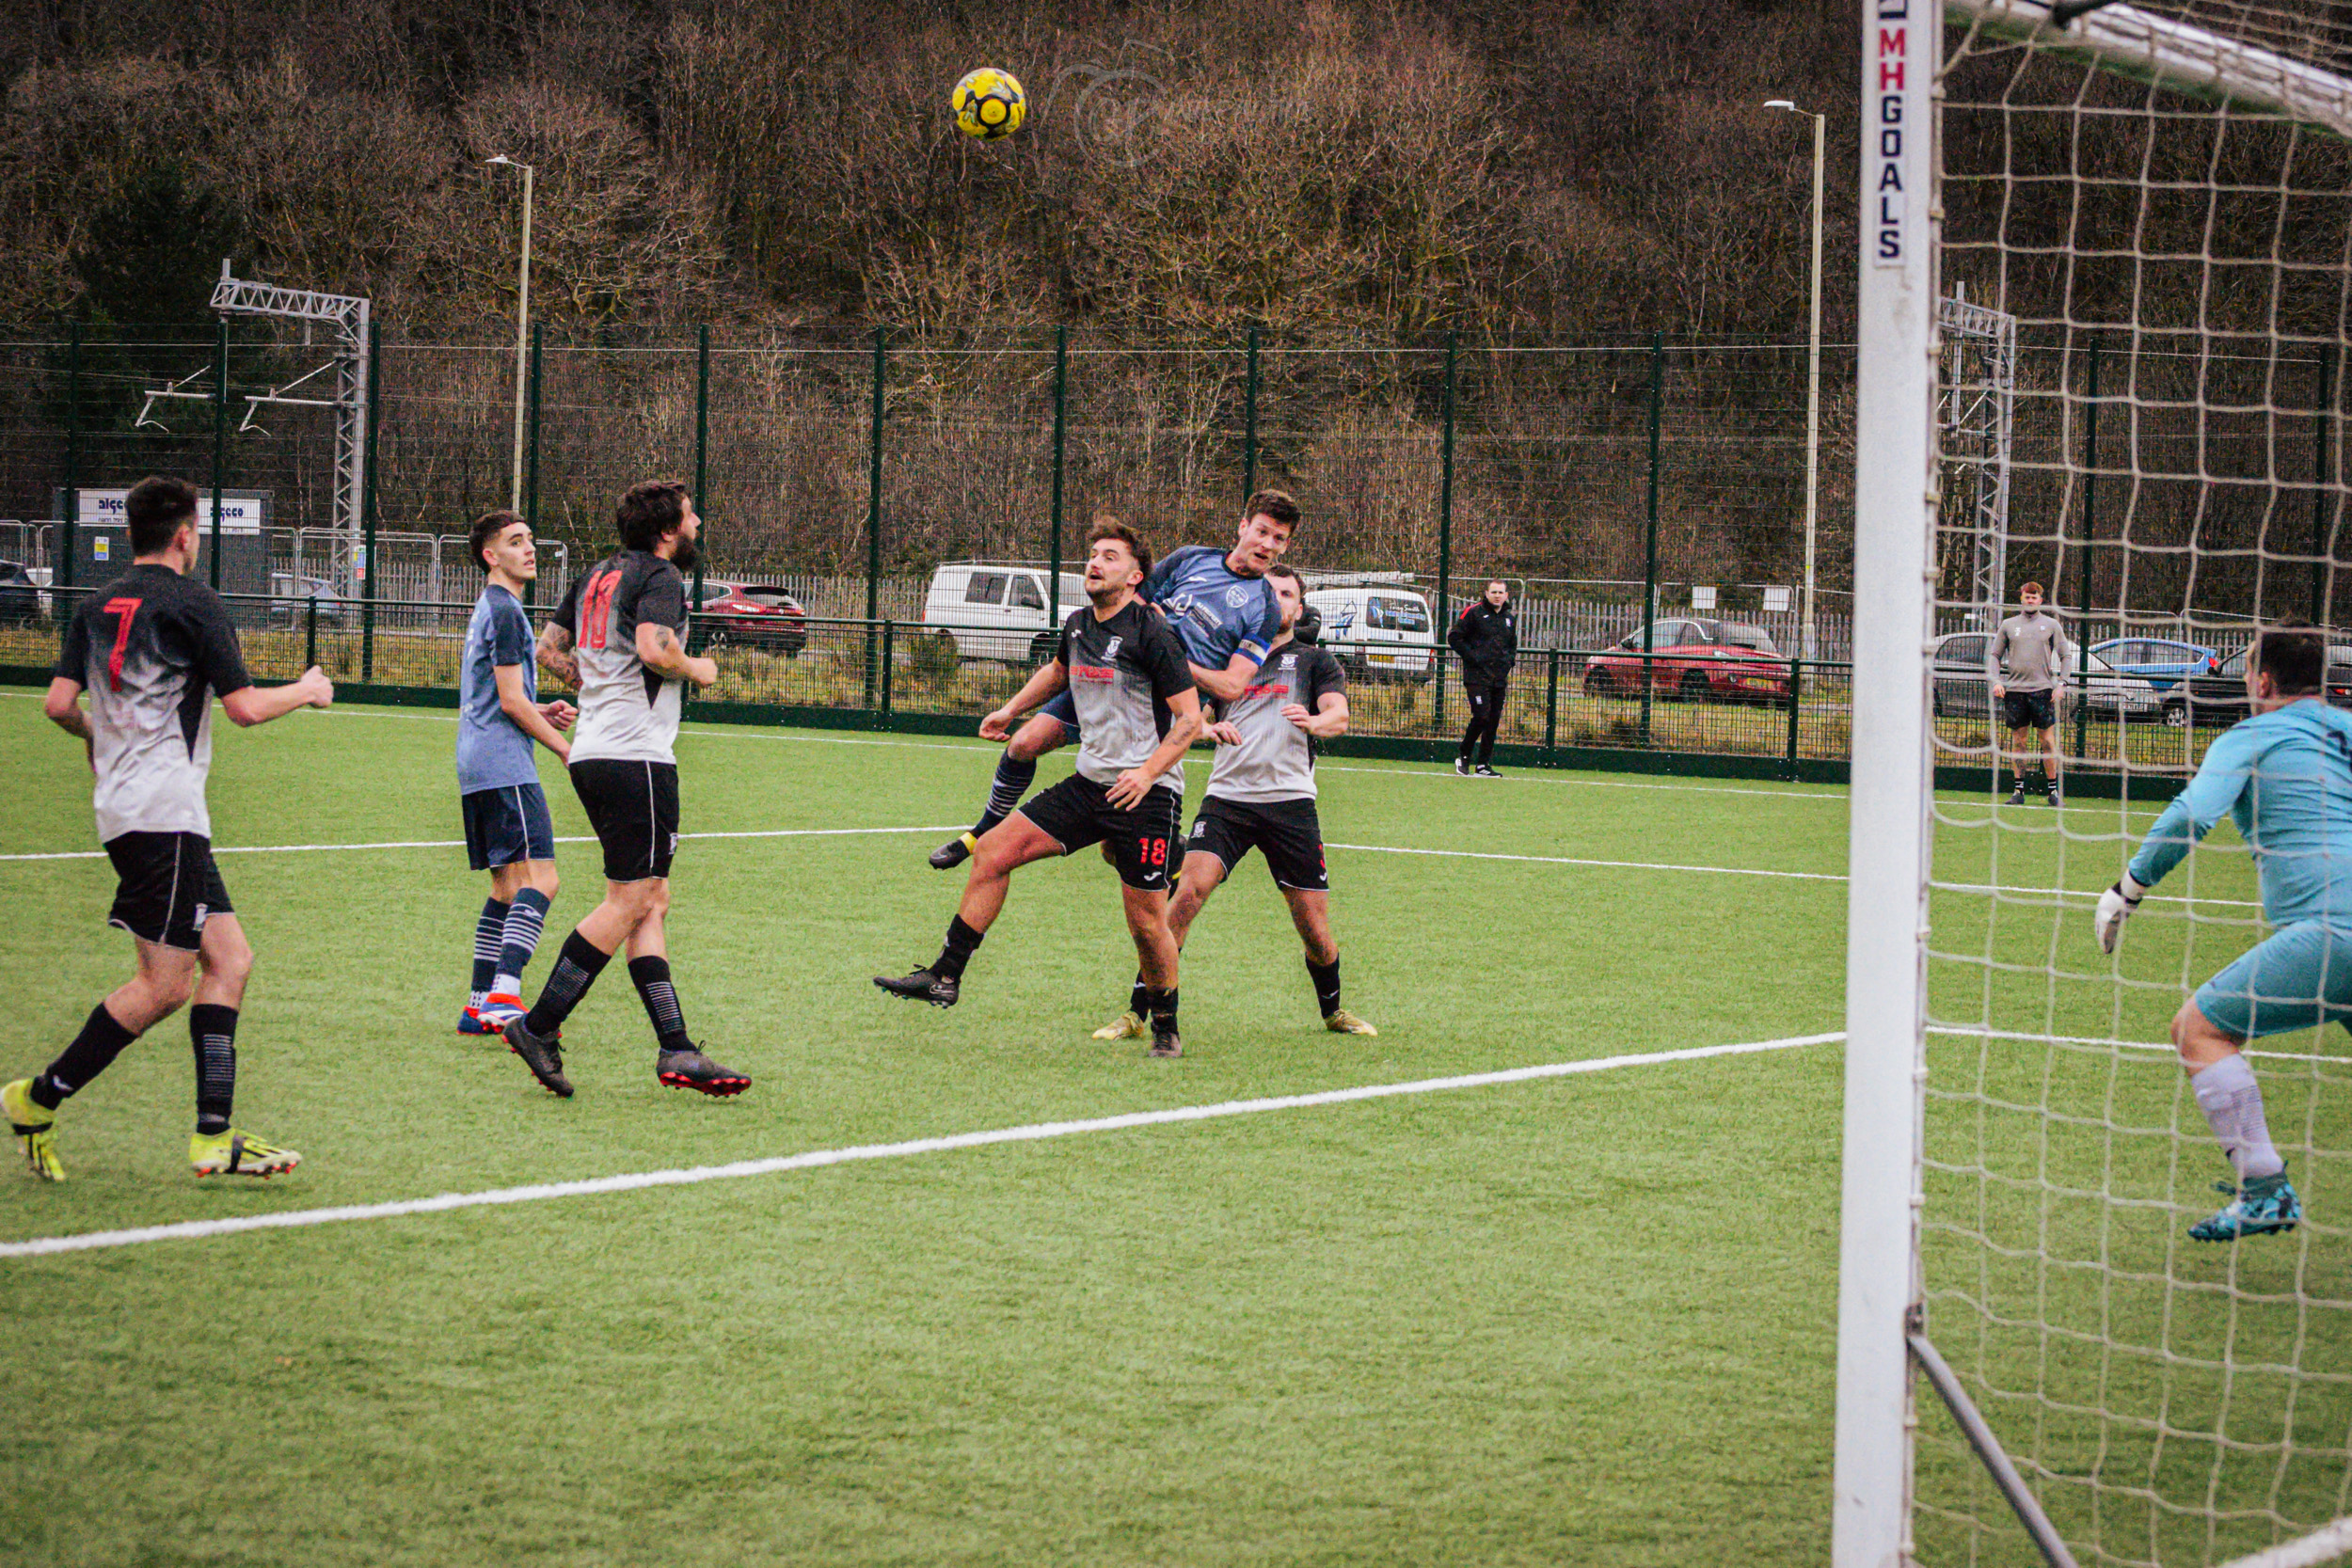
[952,67,1026,140]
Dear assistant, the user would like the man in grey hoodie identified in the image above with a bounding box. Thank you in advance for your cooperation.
[1990,580,2072,806]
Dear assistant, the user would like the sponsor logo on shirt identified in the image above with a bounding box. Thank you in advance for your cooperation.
[1073,663,1118,683]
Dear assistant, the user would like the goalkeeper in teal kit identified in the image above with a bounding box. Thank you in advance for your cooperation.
[2095,624,2351,1241]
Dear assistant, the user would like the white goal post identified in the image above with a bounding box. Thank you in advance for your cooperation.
[1840,3,2352,1566]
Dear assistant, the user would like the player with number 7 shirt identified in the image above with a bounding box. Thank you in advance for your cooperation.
[877,516,1205,1057]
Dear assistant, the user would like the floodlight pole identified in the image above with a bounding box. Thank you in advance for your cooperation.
[487,156,534,512]
[1769,100,1827,660]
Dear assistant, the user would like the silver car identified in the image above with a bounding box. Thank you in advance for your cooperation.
[1930,630,2162,720]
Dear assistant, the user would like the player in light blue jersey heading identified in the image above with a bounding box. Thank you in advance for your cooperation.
[453,511,576,1037]
[2094,623,2351,1241]
[929,491,1296,871]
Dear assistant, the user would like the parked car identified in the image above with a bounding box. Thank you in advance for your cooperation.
[2162,641,2352,727]
[1303,585,1438,680]
[265,571,346,628]
[2090,636,2220,690]
[922,562,1088,662]
[696,579,809,656]
[1581,618,1791,705]
[1930,630,2162,720]
[0,561,40,625]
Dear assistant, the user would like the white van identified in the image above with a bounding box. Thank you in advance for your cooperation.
[1304,585,1438,680]
[923,562,1089,662]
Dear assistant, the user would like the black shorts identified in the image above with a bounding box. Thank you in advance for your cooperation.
[1018,773,1183,892]
[2001,689,2058,731]
[461,783,557,872]
[568,759,679,883]
[103,831,233,952]
[1188,796,1329,892]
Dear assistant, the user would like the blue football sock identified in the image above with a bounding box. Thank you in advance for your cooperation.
[493,888,551,995]
[470,896,510,999]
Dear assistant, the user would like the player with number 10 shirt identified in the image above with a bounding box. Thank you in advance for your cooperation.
[496,480,751,1101]
[877,516,1205,1057]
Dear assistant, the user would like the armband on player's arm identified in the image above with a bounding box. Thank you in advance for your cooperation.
[1192,651,1258,704]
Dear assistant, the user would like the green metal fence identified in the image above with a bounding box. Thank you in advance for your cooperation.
[0,324,1857,675]
[1,585,2207,800]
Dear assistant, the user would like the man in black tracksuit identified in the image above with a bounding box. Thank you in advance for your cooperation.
[1449,580,1518,777]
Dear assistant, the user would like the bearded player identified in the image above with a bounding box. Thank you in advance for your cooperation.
[927,492,1295,871]
[880,518,1204,1057]
[1093,564,1376,1041]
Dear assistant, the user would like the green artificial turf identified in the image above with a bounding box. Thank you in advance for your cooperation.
[0,690,2340,1566]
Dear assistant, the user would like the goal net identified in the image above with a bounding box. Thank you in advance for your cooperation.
[1843,4,2352,1566]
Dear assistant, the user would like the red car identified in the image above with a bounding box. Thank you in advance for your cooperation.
[695,580,809,656]
[1581,617,1791,705]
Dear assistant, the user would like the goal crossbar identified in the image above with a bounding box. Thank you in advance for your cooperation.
[1948,0,2352,139]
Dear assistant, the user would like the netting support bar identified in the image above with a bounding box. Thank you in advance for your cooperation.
[1834,1,1936,1564]
[1907,1325,2081,1568]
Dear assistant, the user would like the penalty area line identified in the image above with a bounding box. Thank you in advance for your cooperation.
[0,1031,1842,1259]
[0,825,973,863]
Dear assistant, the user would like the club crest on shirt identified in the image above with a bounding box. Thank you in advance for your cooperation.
[1279,653,1296,670]
[1225,585,1250,609]
[1103,636,1121,660]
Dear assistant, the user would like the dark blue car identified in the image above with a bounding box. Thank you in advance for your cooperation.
[2090,637,2220,691]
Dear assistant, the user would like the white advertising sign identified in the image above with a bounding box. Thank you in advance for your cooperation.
[75,488,266,535]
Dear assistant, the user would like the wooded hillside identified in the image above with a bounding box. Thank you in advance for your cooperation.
[6,0,1857,343]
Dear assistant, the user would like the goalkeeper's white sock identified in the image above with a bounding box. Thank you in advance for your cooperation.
[2191,1054,2285,1180]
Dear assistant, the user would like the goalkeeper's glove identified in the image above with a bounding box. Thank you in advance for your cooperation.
[2094,874,2149,954]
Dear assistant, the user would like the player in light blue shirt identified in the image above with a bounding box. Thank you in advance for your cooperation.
[453,512,575,1036]
[928,492,1296,871]
[2094,625,2350,1241]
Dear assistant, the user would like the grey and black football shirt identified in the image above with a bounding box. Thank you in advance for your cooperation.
[553,551,690,765]
[1057,598,1196,794]
[1205,641,1346,803]
[56,562,254,842]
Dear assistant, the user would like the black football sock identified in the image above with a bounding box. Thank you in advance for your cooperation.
[1129,973,1150,1019]
[33,1002,140,1110]
[493,888,551,994]
[628,956,692,1053]
[1306,957,1343,1019]
[189,1003,237,1135]
[972,752,1038,838]
[471,896,510,997]
[1146,986,1180,1037]
[933,915,985,982]
[523,931,612,1036]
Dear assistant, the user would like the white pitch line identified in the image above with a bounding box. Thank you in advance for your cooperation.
[1324,841,2257,908]
[3,688,2185,813]
[0,824,2259,911]
[124,697,1860,804]
[1924,1024,2343,1066]
[0,1031,1843,1259]
[1327,841,1844,881]
[2218,1515,2352,1568]
[0,825,972,863]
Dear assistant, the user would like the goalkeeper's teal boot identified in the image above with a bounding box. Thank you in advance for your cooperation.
[2189,1170,2300,1242]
